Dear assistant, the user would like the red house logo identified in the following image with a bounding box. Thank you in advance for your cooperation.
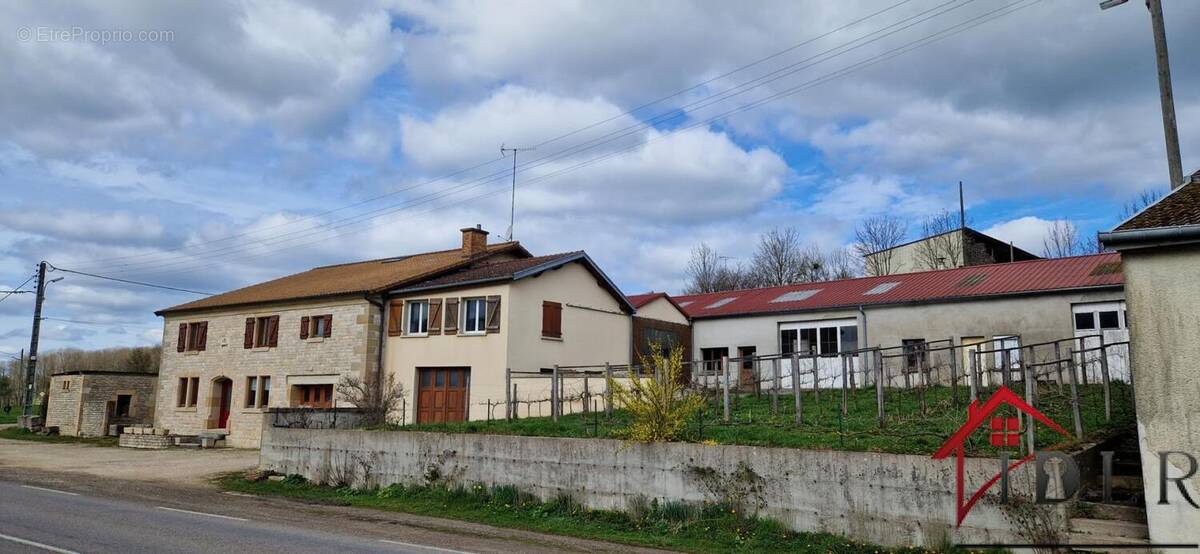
[931,386,1072,527]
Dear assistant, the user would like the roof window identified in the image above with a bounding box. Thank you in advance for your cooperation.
[770,290,820,303]
[704,297,737,309]
[864,282,900,295]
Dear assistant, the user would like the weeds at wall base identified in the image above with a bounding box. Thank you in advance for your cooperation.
[217,473,980,553]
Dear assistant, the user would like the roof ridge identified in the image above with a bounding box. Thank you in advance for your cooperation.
[311,241,523,270]
[673,252,1120,300]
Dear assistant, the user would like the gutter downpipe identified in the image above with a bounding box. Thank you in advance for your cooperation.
[1098,225,1200,250]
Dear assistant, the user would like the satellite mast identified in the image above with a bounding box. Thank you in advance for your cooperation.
[500,144,534,241]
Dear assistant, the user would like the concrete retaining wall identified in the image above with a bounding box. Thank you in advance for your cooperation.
[260,426,1047,547]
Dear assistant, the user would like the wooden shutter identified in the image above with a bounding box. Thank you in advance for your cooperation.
[428,300,443,335]
[177,323,187,352]
[444,298,459,335]
[300,316,310,339]
[542,301,562,338]
[244,318,255,349]
[485,295,502,333]
[196,322,208,351]
[387,300,403,337]
[323,314,332,338]
[267,315,280,347]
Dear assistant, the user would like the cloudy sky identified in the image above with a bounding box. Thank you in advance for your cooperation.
[1,0,1197,354]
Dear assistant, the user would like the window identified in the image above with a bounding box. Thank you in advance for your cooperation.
[406,300,429,335]
[61,380,70,391]
[738,346,756,370]
[302,314,332,339]
[780,329,797,354]
[542,301,562,338]
[245,377,258,408]
[177,377,199,408]
[799,328,818,355]
[245,376,271,408]
[295,384,333,408]
[115,395,132,417]
[1098,310,1120,330]
[902,339,927,373]
[701,347,728,372]
[819,327,838,356]
[1074,312,1096,331]
[462,298,486,334]
[244,316,278,348]
[839,325,859,353]
[177,321,208,352]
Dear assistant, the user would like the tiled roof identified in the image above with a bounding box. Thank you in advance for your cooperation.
[627,292,668,308]
[395,252,581,291]
[157,242,529,314]
[673,253,1123,319]
[1115,175,1200,231]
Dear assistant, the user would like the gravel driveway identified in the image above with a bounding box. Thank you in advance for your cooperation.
[0,438,258,484]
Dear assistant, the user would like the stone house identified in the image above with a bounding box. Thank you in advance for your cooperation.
[45,369,157,437]
[1099,170,1200,547]
[154,227,539,447]
[674,253,1126,389]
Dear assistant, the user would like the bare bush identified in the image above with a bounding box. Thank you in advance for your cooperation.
[336,373,408,426]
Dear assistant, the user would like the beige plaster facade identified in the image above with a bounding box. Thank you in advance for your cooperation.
[632,296,689,325]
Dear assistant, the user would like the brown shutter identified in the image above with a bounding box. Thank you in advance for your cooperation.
[428,300,443,335]
[177,323,187,352]
[267,315,280,347]
[323,314,332,338]
[444,298,459,335]
[300,316,310,339]
[387,300,403,336]
[542,301,562,338]
[244,318,255,349]
[485,295,502,333]
[197,321,208,351]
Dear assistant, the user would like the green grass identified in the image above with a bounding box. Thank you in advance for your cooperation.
[219,475,987,553]
[0,407,37,425]
[0,426,119,447]
[390,383,1134,456]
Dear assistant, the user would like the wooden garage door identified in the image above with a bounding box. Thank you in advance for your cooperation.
[416,368,469,424]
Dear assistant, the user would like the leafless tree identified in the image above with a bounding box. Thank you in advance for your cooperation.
[749,227,809,286]
[913,210,964,271]
[684,243,756,293]
[336,373,408,427]
[1119,188,1164,221]
[854,215,908,276]
[821,247,860,280]
[1041,220,1081,258]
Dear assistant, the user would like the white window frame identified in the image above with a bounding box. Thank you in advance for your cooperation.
[406,300,429,336]
[780,318,858,356]
[461,297,486,335]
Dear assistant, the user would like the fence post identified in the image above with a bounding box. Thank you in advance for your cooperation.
[604,362,613,419]
[969,349,979,402]
[551,365,560,422]
[948,338,959,407]
[1078,337,1090,386]
[772,357,780,416]
[511,383,518,420]
[793,353,803,425]
[721,356,731,423]
[875,348,885,428]
[582,377,590,414]
[753,357,762,398]
[917,349,927,416]
[810,352,819,403]
[1024,359,1036,456]
[1099,343,1112,422]
[505,367,512,421]
[1066,348,1084,439]
[1054,341,1065,393]
[840,353,848,416]
[1001,348,1011,388]
[1024,345,1037,406]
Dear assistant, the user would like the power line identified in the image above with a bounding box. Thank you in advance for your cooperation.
[68,0,921,274]
[40,316,159,329]
[45,264,213,296]
[108,0,1039,281]
[0,273,37,304]
[81,0,986,277]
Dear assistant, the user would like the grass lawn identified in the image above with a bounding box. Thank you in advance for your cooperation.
[220,474,992,553]
[0,407,37,425]
[0,426,119,447]
[391,383,1134,456]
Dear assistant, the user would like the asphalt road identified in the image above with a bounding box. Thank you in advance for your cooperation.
[0,480,467,554]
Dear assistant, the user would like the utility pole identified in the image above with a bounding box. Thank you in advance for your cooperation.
[22,261,46,426]
[1101,0,1184,189]
[499,145,534,241]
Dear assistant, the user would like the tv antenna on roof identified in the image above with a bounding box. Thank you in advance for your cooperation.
[500,144,535,242]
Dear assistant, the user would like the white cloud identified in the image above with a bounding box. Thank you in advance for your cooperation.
[983,216,1061,255]
[0,210,164,245]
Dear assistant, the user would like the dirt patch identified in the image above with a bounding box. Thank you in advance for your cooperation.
[0,437,257,485]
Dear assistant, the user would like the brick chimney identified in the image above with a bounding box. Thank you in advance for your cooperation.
[461,225,489,257]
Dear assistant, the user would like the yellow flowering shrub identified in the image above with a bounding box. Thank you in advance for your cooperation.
[607,343,705,442]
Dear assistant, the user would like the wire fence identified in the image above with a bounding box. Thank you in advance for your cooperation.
[476,334,1134,455]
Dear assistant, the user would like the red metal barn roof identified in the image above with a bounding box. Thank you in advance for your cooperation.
[673,253,1123,319]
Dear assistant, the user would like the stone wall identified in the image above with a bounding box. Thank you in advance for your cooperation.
[260,427,1051,548]
[156,296,380,448]
[46,373,157,437]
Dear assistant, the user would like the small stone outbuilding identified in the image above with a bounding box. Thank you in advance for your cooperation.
[45,368,158,437]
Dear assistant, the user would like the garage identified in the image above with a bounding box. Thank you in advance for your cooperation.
[416,368,469,423]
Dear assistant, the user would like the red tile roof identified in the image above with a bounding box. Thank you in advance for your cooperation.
[627,291,691,318]
[1114,174,1200,231]
[673,253,1123,319]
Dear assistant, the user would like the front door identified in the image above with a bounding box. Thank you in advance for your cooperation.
[416,368,469,424]
[217,379,232,428]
